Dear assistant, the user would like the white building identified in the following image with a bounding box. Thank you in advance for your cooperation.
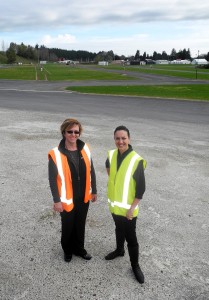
[170,60,191,64]
[191,59,208,65]
[155,60,169,64]
[58,60,70,64]
[98,61,108,66]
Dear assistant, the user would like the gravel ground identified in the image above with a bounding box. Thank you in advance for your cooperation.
[0,105,209,300]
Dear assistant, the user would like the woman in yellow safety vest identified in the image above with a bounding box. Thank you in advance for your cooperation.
[48,118,97,262]
[105,125,146,284]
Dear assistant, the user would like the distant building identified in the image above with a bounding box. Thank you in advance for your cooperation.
[58,60,70,64]
[98,61,108,66]
[155,60,169,64]
[111,60,124,65]
[40,61,47,64]
[66,60,79,65]
[170,60,191,64]
[191,59,208,65]
[145,59,155,65]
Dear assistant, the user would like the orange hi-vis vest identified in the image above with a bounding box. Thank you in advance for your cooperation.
[48,143,92,212]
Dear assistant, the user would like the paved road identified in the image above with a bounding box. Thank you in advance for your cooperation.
[0,80,209,300]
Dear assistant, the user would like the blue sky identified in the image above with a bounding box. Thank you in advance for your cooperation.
[1,0,209,57]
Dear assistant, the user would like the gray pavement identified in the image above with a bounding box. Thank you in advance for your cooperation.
[0,81,209,300]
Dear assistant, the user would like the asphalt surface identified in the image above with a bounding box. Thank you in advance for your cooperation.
[0,76,209,300]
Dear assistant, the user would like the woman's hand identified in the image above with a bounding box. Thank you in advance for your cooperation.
[126,198,141,220]
[91,194,97,202]
[126,208,134,220]
[53,202,63,212]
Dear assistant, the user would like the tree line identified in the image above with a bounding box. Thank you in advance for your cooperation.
[2,41,209,64]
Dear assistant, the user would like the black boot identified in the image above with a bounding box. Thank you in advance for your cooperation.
[128,244,144,284]
[64,253,72,262]
[105,226,125,260]
[105,249,125,260]
[132,264,144,284]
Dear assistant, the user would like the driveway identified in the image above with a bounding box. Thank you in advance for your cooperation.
[0,81,209,300]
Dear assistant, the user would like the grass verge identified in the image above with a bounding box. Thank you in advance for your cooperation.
[66,85,209,101]
[0,65,36,80]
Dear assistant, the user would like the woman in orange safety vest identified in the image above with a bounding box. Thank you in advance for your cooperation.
[48,118,97,262]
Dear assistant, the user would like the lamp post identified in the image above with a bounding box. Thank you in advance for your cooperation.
[195,51,199,79]
[37,48,39,65]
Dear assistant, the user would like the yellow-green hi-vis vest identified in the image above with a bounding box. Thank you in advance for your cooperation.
[107,149,146,217]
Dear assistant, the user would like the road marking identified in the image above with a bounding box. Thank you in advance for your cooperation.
[0,88,73,93]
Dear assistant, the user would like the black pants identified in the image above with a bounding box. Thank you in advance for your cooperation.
[112,214,138,250]
[60,200,89,256]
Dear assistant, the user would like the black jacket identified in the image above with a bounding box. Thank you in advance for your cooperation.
[48,138,97,203]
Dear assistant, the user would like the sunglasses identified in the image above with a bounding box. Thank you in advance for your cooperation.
[66,130,80,135]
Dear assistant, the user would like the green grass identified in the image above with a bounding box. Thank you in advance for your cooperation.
[0,65,36,80]
[1,62,209,81]
[43,64,134,80]
[67,85,209,101]
[0,63,135,81]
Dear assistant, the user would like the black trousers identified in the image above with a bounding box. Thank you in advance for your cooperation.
[60,200,89,256]
[112,214,138,250]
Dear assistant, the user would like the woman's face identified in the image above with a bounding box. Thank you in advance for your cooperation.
[64,124,80,144]
[114,130,130,154]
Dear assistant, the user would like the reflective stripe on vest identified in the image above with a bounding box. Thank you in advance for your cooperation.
[107,149,145,217]
[108,149,115,164]
[81,144,92,202]
[53,147,73,206]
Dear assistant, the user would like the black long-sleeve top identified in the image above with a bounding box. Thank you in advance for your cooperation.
[48,138,97,203]
[105,145,146,199]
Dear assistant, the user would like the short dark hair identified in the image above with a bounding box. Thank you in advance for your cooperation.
[60,118,83,137]
[114,125,130,138]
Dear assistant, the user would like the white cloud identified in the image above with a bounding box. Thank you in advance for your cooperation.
[40,34,76,48]
[2,0,209,29]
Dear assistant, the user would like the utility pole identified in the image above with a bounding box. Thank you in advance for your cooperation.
[37,48,39,65]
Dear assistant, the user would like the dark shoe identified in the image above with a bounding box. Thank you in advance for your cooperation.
[105,249,125,260]
[132,264,144,284]
[81,253,92,260]
[74,252,92,260]
[64,253,72,262]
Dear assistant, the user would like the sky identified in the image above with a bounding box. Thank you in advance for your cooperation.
[1,0,209,57]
